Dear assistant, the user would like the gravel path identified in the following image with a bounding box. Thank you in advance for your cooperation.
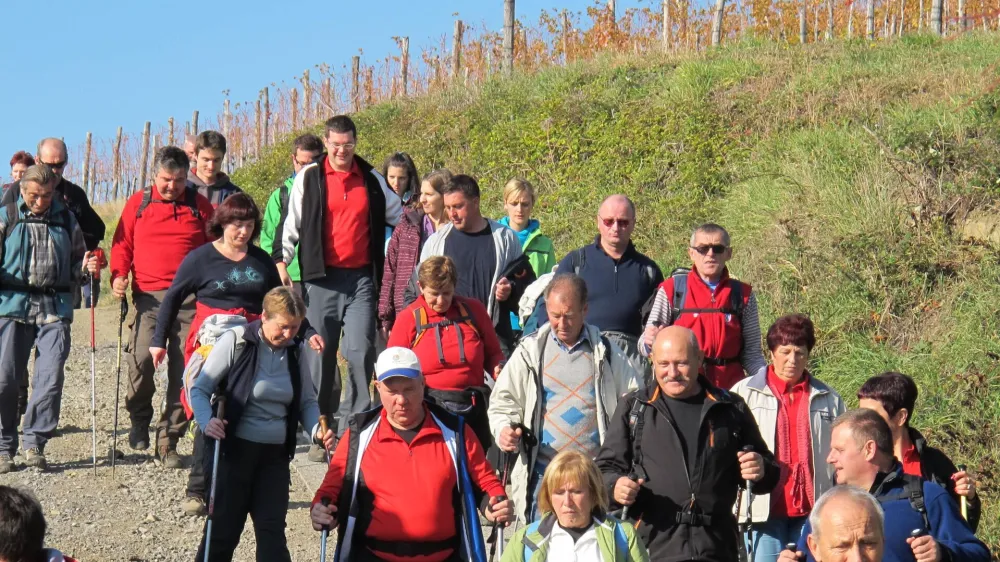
[0,305,331,561]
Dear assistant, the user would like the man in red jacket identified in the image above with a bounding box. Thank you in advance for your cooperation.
[310,347,513,562]
[110,146,214,467]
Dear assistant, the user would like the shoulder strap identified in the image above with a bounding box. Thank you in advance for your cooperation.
[613,521,629,558]
[729,281,745,322]
[455,301,479,335]
[571,248,587,276]
[522,521,543,560]
[3,200,18,238]
[627,398,649,482]
[280,184,290,215]
[184,187,203,219]
[135,187,153,218]
[904,475,931,531]
[670,273,688,324]
[412,306,431,348]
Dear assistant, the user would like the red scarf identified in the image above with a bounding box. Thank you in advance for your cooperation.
[767,365,814,517]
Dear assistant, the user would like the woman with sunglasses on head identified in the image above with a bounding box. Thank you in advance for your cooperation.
[641,222,766,390]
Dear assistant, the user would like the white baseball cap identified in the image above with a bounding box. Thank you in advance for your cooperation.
[376,347,422,382]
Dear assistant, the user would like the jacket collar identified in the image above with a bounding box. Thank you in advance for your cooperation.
[908,426,929,454]
[870,460,905,496]
[641,375,732,404]
[746,368,832,399]
[591,234,638,260]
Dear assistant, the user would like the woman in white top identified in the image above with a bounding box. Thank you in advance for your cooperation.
[503,450,649,562]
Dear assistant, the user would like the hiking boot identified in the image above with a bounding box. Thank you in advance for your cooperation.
[0,453,14,474]
[159,447,183,469]
[129,426,150,451]
[24,448,46,470]
[307,444,327,463]
[182,495,207,516]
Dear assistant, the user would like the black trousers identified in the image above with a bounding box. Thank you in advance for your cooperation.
[194,437,291,562]
[187,425,206,498]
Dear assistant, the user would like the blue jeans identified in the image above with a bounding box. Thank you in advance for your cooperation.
[746,516,808,562]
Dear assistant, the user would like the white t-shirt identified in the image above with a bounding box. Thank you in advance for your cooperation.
[546,520,604,562]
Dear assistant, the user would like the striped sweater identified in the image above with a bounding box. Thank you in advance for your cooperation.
[378,210,426,330]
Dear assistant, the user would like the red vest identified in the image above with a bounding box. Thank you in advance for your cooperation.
[660,268,751,389]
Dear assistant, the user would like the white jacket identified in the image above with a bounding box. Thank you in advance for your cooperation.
[419,220,522,325]
[488,323,641,522]
[730,371,846,522]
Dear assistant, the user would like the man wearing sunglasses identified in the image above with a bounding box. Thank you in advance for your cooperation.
[0,139,107,309]
[641,223,766,390]
[550,194,663,382]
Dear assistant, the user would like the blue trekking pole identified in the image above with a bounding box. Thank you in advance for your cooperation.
[320,497,332,562]
[456,416,488,562]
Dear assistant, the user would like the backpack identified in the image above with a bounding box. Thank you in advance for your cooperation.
[521,517,629,561]
[2,200,72,239]
[666,267,745,325]
[180,314,249,419]
[411,301,481,364]
[517,273,555,335]
[876,473,932,532]
[136,186,203,220]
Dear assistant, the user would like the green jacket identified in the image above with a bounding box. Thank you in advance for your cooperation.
[502,513,649,562]
[523,229,556,277]
[260,177,299,281]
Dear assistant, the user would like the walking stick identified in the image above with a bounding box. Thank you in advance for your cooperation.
[111,297,128,479]
[621,473,638,521]
[318,415,332,464]
[742,445,755,562]
[204,397,226,562]
[319,497,332,562]
[957,464,969,521]
[88,249,105,475]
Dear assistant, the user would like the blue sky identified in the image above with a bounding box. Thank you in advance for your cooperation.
[0,0,650,184]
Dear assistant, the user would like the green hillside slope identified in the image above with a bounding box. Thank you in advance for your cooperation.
[233,34,1000,548]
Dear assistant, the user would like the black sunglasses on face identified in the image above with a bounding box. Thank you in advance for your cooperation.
[41,161,67,170]
[691,244,728,255]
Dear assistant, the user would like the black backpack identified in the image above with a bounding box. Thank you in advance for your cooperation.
[136,186,203,220]
[666,267,746,325]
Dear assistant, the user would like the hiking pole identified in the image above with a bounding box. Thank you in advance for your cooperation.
[319,497,332,562]
[785,543,799,561]
[88,249,103,476]
[957,464,969,521]
[742,445,755,562]
[621,473,638,521]
[318,415,332,464]
[110,297,128,479]
[204,397,226,562]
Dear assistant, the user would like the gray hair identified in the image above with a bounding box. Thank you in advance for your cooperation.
[36,138,68,160]
[154,146,190,175]
[20,164,58,189]
[545,273,588,307]
[690,223,731,247]
[832,409,893,456]
[809,486,884,540]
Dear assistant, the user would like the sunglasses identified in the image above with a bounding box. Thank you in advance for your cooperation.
[601,217,631,229]
[691,244,728,255]
[41,160,67,170]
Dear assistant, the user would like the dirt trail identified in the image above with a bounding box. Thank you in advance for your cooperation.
[0,305,328,561]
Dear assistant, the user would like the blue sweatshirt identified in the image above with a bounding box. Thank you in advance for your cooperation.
[552,237,663,336]
[796,465,989,562]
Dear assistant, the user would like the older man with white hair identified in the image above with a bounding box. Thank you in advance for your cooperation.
[806,486,886,562]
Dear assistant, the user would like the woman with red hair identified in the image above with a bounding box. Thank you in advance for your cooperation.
[4,151,35,189]
[729,314,846,562]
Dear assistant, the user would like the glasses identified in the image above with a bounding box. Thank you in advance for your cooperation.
[329,143,356,152]
[691,244,728,255]
[601,217,631,229]
[40,160,67,170]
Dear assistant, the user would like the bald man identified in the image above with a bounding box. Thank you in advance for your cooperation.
[551,194,663,385]
[182,134,197,166]
[596,326,779,561]
[488,272,640,523]
[807,487,886,562]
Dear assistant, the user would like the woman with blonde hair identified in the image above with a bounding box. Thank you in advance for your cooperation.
[191,287,334,561]
[499,178,555,335]
[503,450,648,561]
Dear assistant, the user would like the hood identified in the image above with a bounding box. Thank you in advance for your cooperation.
[498,216,541,247]
[187,170,232,189]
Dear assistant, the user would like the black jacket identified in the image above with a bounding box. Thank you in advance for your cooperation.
[286,154,389,287]
[596,378,780,562]
[911,427,981,532]
[2,178,105,251]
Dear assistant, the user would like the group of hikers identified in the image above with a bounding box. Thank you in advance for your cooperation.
[0,114,992,562]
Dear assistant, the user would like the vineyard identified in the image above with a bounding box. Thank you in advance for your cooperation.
[34,0,1000,204]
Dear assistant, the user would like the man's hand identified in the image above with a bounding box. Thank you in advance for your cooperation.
[499,425,522,452]
[907,534,941,562]
[310,501,338,531]
[777,549,802,562]
[308,334,325,354]
[738,450,764,482]
[484,496,514,523]
[492,364,503,381]
[315,428,335,453]
[204,418,227,440]
[613,476,644,506]
[112,276,129,299]
[82,251,101,275]
[276,262,293,289]
[952,469,977,499]
[495,277,512,302]
[149,347,167,368]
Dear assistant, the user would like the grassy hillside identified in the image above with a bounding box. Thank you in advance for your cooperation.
[226,34,1000,547]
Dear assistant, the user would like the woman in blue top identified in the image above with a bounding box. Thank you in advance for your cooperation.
[499,178,556,335]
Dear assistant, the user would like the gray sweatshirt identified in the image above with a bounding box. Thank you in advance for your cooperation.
[191,326,320,445]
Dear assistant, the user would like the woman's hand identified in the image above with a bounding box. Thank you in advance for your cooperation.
[953,470,977,499]
[315,428,336,453]
[149,347,167,368]
[484,496,514,523]
[204,418,227,440]
[310,501,338,531]
[308,334,325,354]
